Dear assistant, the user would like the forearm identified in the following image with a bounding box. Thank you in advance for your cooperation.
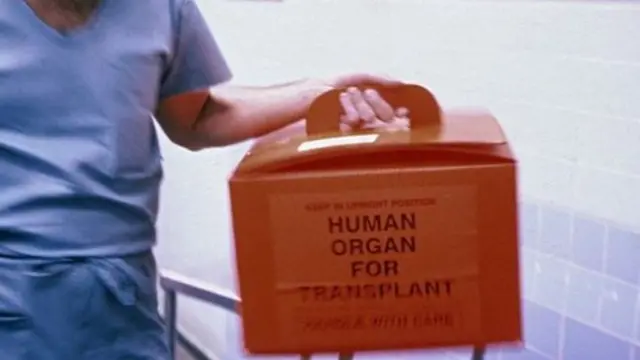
[192,78,329,148]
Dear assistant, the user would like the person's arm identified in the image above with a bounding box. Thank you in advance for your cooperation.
[155,1,404,151]
[157,78,330,150]
[158,73,405,151]
[154,0,232,148]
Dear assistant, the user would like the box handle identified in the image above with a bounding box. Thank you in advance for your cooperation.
[306,84,442,136]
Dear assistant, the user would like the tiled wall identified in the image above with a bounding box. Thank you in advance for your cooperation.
[464,199,640,360]
[156,0,640,359]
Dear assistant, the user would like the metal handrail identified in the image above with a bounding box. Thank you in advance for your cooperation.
[159,270,484,360]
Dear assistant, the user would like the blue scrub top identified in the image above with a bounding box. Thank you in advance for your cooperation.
[0,0,232,257]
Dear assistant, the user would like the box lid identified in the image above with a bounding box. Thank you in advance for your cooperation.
[232,84,513,176]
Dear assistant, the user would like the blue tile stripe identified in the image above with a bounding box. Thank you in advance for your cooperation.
[515,198,640,359]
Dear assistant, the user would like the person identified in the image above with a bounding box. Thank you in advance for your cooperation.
[0,0,408,359]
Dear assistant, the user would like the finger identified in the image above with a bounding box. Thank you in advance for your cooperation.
[339,122,355,133]
[391,117,410,130]
[395,107,410,118]
[339,91,360,127]
[360,117,409,132]
[348,87,377,124]
[374,119,405,131]
[361,119,388,130]
[363,89,395,122]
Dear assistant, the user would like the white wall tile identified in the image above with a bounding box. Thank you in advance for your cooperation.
[517,150,578,206]
[573,166,640,230]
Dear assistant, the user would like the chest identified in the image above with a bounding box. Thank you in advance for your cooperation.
[23,0,103,32]
[0,1,174,131]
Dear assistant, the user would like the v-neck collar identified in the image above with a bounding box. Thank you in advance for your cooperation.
[17,0,111,44]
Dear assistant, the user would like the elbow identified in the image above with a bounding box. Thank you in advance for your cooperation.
[162,105,252,150]
[161,113,241,151]
[191,109,253,148]
[157,91,243,151]
[170,134,228,152]
[181,142,206,152]
[168,126,243,151]
[163,129,213,152]
[165,134,202,152]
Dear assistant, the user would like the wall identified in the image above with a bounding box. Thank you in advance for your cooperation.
[155,0,640,359]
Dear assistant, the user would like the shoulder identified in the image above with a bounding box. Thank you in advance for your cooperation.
[167,0,198,18]
[129,0,196,26]
[163,0,202,32]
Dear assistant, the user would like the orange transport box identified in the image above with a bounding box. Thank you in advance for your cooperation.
[229,84,522,355]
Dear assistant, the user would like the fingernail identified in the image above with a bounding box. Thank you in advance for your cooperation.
[347,87,359,94]
[363,88,377,97]
[396,107,410,117]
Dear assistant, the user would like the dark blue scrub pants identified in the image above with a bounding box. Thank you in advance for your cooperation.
[0,252,170,359]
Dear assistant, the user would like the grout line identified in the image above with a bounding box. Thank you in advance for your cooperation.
[602,225,611,276]
[523,198,640,235]
[595,226,609,329]
[515,146,640,181]
[528,298,640,348]
[556,213,577,360]
[557,315,567,360]
[632,294,640,354]
[524,245,638,294]
[533,202,542,253]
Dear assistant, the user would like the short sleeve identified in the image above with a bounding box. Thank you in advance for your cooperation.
[159,0,232,99]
